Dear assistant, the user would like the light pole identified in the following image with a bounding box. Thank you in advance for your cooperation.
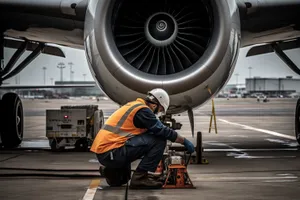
[83,73,86,81]
[235,73,239,92]
[15,74,20,84]
[68,62,74,81]
[248,66,252,78]
[42,66,47,85]
[57,62,66,82]
[71,71,74,81]
[235,73,239,85]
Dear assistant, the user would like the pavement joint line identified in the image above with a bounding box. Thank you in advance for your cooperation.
[202,148,299,151]
[82,179,100,200]
[218,119,296,140]
[192,175,298,180]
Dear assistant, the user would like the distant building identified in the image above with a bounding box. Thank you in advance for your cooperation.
[246,77,300,96]
[54,81,104,96]
[221,84,245,94]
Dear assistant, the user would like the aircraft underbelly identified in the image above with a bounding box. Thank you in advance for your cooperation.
[4,28,84,49]
[242,27,300,47]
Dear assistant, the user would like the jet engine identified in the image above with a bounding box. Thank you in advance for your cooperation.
[84,0,241,114]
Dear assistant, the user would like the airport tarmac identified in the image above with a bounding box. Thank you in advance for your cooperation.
[0,98,299,200]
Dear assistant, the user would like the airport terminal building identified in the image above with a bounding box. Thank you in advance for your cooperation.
[245,77,300,96]
[54,81,104,97]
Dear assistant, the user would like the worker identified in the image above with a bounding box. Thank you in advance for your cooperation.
[90,88,195,189]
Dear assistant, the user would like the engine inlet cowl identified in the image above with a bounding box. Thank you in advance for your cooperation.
[112,0,213,75]
[84,0,240,114]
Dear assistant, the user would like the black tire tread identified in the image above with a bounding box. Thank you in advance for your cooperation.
[1,93,23,148]
[296,98,300,145]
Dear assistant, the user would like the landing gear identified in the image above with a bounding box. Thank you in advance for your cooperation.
[296,98,300,145]
[160,113,205,164]
[0,92,24,148]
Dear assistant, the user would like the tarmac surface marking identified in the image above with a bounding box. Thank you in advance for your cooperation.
[82,179,100,200]
[219,119,296,140]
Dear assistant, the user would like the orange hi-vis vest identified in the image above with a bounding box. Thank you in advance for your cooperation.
[90,98,149,154]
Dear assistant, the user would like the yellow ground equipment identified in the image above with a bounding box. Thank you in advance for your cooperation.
[207,87,218,134]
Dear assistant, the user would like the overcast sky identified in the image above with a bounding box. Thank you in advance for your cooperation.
[3,45,300,86]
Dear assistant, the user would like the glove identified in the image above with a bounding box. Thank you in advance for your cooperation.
[183,138,195,154]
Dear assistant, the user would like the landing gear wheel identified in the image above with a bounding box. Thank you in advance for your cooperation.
[0,93,24,148]
[295,98,300,145]
[196,131,202,164]
[75,138,89,151]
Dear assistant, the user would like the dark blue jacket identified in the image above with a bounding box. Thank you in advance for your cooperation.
[133,108,178,142]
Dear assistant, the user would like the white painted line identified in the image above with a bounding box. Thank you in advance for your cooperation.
[203,148,299,152]
[265,139,299,147]
[219,119,296,140]
[82,179,100,200]
[263,180,298,183]
[204,141,252,158]
[277,173,294,176]
[265,138,287,144]
[227,154,296,159]
[228,135,249,138]
[88,159,99,163]
[204,141,298,159]
[192,176,298,181]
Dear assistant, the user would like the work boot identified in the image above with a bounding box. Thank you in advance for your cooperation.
[99,166,105,176]
[99,166,124,187]
[130,171,163,189]
[148,173,165,183]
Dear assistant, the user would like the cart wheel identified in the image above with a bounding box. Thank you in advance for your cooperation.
[75,138,88,151]
[99,109,104,129]
[196,131,202,164]
[50,139,65,152]
[92,109,104,139]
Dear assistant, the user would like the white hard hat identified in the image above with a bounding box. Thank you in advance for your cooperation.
[147,88,170,114]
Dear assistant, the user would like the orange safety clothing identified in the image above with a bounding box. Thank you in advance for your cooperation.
[90,98,149,154]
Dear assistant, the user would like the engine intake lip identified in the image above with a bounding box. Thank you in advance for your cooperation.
[93,0,232,94]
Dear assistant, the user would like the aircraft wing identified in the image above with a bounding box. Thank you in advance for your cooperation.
[237,0,300,47]
[0,84,97,90]
[237,0,300,75]
[246,39,300,57]
[1,0,300,48]
[0,0,88,49]
[1,0,300,51]
[4,37,65,58]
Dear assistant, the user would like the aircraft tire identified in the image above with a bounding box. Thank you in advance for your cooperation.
[1,93,24,148]
[196,131,202,164]
[296,98,300,145]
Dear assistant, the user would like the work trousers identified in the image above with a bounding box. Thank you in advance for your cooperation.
[96,133,167,173]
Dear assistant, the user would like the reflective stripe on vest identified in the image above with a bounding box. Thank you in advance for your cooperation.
[102,103,143,137]
[90,99,148,154]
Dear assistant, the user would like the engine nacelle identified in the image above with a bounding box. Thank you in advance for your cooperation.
[84,0,241,114]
